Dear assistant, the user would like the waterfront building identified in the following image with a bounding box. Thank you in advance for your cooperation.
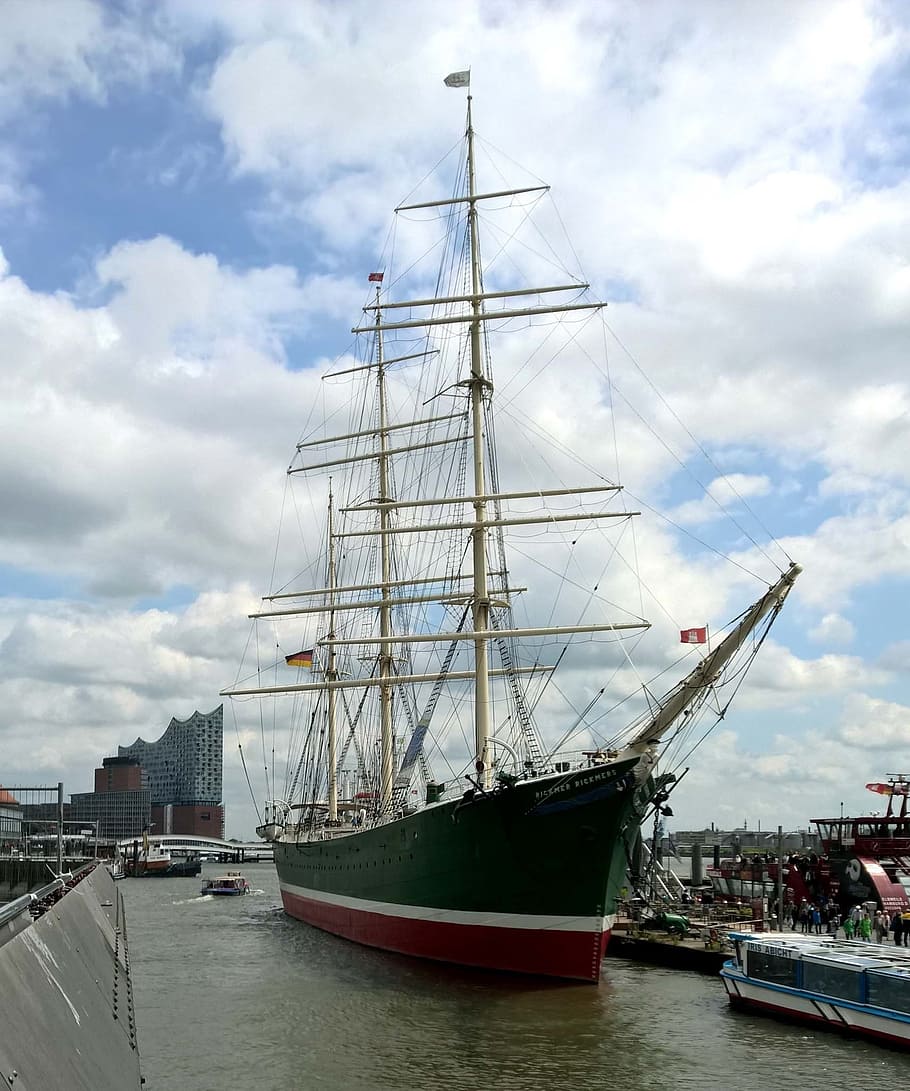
[67,791,150,841]
[0,788,21,842]
[69,785,150,842]
[669,827,820,857]
[119,706,224,837]
[70,756,152,841]
[16,761,151,842]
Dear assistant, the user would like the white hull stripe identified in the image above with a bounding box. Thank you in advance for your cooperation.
[280,880,612,933]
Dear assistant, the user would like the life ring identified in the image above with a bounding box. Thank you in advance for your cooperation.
[709,927,720,944]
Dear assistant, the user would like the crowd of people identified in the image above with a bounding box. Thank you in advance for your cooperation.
[785,897,910,944]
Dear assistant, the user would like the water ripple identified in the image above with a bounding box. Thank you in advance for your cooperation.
[122,864,910,1091]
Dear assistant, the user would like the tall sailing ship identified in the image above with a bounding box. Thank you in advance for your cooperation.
[222,77,801,982]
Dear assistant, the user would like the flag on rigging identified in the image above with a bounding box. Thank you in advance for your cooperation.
[444,70,470,88]
[867,781,909,796]
[368,272,384,283]
[680,627,708,644]
[285,649,314,669]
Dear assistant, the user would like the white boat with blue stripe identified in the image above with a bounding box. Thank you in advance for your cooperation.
[721,931,910,1048]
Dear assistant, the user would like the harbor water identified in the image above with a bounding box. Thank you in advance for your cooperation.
[122,862,910,1091]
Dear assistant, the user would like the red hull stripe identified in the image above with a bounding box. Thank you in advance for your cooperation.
[281,887,609,981]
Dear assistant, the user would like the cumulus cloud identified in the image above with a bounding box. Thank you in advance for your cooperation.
[671,473,772,527]
[0,1,909,835]
[837,693,910,749]
[879,640,910,674]
[0,0,180,214]
[809,612,856,646]
[670,720,901,832]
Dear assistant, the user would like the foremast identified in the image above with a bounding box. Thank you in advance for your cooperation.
[326,486,339,822]
[374,287,395,810]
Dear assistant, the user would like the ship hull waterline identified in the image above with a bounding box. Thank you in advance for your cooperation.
[723,973,910,1049]
[274,758,643,982]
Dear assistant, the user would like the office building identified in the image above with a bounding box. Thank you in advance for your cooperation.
[69,788,151,841]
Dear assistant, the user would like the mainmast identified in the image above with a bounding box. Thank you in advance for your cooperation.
[375,286,395,810]
[465,95,493,791]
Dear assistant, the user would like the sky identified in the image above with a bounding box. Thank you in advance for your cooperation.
[1,0,909,839]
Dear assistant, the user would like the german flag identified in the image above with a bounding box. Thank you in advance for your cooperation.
[285,649,314,669]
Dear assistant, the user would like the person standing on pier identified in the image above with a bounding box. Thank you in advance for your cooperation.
[849,904,862,937]
[827,908,840,936]
[859,910,873,942]
[893,910,904,946]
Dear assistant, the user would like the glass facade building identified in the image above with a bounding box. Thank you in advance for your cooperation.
[118,705,224,836]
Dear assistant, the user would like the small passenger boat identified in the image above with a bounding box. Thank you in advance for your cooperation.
[721,930,910,1048]
[105,857,126,881]
[201,873,250,896]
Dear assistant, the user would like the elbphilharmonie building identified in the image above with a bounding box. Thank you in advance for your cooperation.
[119,705,224,837]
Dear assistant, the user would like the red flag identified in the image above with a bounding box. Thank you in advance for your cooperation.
[368,272,384,283]
[680,627,707,644]
[867,781,909,796]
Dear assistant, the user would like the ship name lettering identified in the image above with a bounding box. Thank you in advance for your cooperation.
[533,770,613,801]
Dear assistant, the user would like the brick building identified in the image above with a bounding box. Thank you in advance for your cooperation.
[69,757,151,840]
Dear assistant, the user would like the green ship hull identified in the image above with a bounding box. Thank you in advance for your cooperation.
[275,758,641,982]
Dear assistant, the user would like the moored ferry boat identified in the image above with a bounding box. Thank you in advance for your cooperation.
[721,931,910,1048]
[124,839,203,878]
